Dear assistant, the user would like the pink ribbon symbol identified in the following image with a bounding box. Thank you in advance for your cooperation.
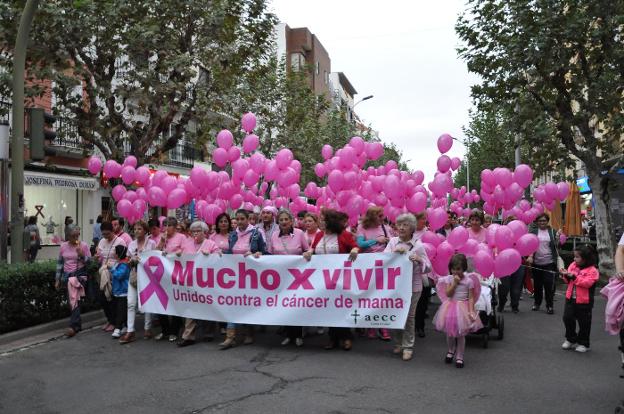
[139,256,169,310]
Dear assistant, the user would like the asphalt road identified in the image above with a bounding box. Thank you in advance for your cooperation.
[0,291,622,414]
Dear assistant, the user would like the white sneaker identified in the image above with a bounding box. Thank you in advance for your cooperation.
[168,335,178,342]
[154,333,164,341]
[295,338,304,347]
[111,329,122,338]
[575,345,589,353]
[281,338,291,346]
[561,340,577,350]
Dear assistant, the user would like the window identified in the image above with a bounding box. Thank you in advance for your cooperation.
[290,53,305,71]
[324,71,328,84]
[315,61,320,75]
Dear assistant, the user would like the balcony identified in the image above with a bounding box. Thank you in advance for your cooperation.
[52,115,93,153]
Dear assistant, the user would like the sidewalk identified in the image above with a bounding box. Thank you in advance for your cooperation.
[0,310,106,355]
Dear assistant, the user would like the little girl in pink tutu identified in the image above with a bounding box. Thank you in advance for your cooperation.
[433,253,483,368]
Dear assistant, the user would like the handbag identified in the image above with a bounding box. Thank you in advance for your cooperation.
[129,267,138,288]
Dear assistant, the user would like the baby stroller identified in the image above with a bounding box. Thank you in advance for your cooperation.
[473,276,504,348]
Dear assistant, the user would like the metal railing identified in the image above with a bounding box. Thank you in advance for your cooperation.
[52,115,91,150]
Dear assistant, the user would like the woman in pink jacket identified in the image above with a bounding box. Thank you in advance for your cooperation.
[559,245,599,353]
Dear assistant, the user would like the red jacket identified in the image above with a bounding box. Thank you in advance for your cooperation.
[563,262,599,304]
[311,230,358,254]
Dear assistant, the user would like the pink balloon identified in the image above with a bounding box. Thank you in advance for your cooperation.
[241,112,257,133]
[243,170,259,187]
[428,208,448,231]
[437,155,452,173]
[494,249,522,278]
[514,164,533,188]
[213,148,228,167]
[450,157,461,171]
[242,134,259,153]
[87,156,102,175]
[557,182,570,201]
[123,155,138,168]
[365,142,384,160]
[458,238,479,256]
[436,241,454,261]
[494,225,515,250]
[507,220,528,241]
[406,193,427,214]
[328,170,345,193]
[276,149,294,170]
[161,176,177,193]
[448,226,469,249]
[544,182,559,201]
[422,231,441,247]
[167,188,187,209]
[481,169,495,187]
[423,243,437,260]
[412,170,425,186]
[264,160,279,181]
[314,163,326,178]
[148,186,166,207]
[349,136,365,154]
[515,233,539,256]
[474,250,495,276]
[494,168,513,187]
[228,146,241,162]
[122,190,137,203]
[112,184,126,201]
[437,133,453,154]
[321,145,333,161]
[216,129,234,150]
[132,199,147,215]
[135,166,150,186]
[117,199,133,217]
[248,153,266,174]
[559,233,567,245]
[103,160,122,178]
[229,193,244,209]
[121,166,136,186]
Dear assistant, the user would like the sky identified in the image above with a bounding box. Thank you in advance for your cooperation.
[269,0,480,181]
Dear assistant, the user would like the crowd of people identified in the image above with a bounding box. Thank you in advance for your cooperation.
[53,205,608,369]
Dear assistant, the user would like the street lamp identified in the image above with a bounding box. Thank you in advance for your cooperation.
[452,136,470,194]
[353,95,373,108]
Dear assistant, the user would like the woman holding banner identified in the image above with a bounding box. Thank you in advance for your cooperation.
[155,217,187,342]
[220,209,268,350]
[308,209,359,351]
[177,221,222,347]
[119,221,156,344]
[210,213,232,252]
[356,206,393,341]
[271,210,310,347]
[384,213,431,361]
[303,213,321,246]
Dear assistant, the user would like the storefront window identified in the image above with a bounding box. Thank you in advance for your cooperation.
[25,186,78,245]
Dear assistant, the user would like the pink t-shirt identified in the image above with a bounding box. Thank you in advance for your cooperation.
[314,234,339,255]
[209,233,230,252]
[304,229,320,246]
[357,224,392,253]
[439,274,475,301]
[535,229,553,265]
[232,226,254,254]
[59,241,91,273]
[270,228,309,255]
[97,236,126,266]
[149,234,161,245]
[468,227,486,244]
[116,232,133,247]
[163,233,187,254]
[182,238,220,254]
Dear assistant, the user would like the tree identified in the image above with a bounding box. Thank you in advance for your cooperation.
[0,0,277,164]
[456,0,624,275]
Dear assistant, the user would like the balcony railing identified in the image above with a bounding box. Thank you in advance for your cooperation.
[126,136,202,170]
[52,115,93,151]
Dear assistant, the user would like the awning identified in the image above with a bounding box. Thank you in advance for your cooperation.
[24,171,99,191]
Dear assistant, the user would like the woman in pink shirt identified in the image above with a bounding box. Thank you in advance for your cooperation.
[55,225,92,337]
[467,210,486,244]
[177,221,222,347]
[155,217,186,342]
[303,212,321,246]
[210,213,232,252]
[356,206,393,341]
[271,210,310,347]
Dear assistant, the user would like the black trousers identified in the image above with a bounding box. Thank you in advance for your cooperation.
[286,326,304,340]
[97,289,116,325]
[563,299,592,347]
[113,296,128,330]
[499,266,525,310]
[415,286,432,330]
[159,315,183,336]
[532,263,556,308]
[329,328,353,342]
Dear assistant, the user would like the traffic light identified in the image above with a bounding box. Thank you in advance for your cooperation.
[27,108,56,161]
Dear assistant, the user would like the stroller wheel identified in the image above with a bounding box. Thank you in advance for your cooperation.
[497,314,505,340]
[482,333,489,348]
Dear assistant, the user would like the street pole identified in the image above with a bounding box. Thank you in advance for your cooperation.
[514,132,521,167]
[0,121,9,262]
[10,0,39,263]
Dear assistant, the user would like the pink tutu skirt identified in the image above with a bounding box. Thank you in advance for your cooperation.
[433,300,483,337]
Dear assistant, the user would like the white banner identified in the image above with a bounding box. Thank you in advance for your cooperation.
[138,252,413,329]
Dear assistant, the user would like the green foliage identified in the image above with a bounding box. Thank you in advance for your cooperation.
[0,260,99,334]
[0,0,278,164]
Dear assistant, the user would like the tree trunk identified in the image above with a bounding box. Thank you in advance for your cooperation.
[587,167,615,278]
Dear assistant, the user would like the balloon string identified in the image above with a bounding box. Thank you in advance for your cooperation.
[521,264,561,275]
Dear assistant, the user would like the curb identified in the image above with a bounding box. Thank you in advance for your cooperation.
[0,310,106,346]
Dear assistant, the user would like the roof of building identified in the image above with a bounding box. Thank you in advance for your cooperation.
[335,72,357,96]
